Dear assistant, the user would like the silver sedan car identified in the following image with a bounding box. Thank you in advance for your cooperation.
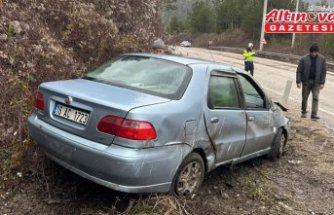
[28,54,290,197]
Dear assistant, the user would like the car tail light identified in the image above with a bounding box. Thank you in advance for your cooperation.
[34,91,45,111]
[97,115,157,140]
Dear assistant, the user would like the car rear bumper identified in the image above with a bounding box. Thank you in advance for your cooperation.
[28,114,190,193]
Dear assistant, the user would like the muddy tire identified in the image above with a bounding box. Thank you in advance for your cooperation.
[172,153,205,199]
[267,128,286,161]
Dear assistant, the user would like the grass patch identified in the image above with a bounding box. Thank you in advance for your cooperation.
[124,196,189,215]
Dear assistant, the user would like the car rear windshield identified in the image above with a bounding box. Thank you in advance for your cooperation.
[84,55,192,100]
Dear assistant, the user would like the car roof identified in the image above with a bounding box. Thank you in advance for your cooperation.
[124,53,239,69]
[124,53,249,76]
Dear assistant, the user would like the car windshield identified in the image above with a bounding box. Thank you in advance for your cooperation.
[85,55,192,99]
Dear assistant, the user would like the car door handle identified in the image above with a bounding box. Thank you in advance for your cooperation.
[210,117,219,124]
[248,116,255,122]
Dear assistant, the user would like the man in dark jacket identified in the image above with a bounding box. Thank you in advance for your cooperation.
[296,44,327,120]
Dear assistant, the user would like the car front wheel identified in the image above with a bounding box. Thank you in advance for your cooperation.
[268,128,286,161]
[172,152,205,198]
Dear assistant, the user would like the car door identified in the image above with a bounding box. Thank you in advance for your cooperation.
[204,71,247,164]
[237,74,276,156]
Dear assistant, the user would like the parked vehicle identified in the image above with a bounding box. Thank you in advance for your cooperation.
[28,54,290,198]
[180,41,192,47]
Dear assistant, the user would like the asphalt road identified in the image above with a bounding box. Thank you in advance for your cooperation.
[174,47,334,127]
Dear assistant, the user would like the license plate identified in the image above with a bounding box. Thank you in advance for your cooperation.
[54,104,89,125]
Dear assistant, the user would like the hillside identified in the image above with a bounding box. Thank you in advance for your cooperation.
[162,0,334,26]
[162,0,198,24]
[0,0,162,198]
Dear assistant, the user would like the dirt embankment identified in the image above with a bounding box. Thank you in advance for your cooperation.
[0,0,162,193]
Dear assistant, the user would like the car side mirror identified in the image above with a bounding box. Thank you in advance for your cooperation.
[265,97,273,109]
[271,105,278,112]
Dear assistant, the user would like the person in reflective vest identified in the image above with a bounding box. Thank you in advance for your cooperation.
[243,43,255,76]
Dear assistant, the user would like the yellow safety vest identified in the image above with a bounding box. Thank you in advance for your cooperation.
[243,50,255,62]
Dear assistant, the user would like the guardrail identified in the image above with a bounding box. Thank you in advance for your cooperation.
[208,46,334,71]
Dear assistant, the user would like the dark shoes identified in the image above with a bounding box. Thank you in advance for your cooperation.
[311,115,320,120]
[301,112,320,120]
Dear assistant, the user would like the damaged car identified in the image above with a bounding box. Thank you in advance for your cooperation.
[28,54,290,198]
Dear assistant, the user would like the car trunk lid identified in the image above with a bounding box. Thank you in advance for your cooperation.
[37,79,170,145]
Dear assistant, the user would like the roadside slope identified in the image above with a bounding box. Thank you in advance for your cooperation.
[0,0,162,200]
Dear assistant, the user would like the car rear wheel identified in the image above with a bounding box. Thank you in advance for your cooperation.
[172,153,205,198]
[268,128,286,161]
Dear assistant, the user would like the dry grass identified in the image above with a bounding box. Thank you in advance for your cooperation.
[122,195,190,215]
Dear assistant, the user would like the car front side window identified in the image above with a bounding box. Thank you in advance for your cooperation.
[238,74,266,109]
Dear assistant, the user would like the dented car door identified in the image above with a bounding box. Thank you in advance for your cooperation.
[204,71,247,164]
[237,74,276,156]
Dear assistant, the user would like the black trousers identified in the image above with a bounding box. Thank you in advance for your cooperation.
[302,81,320,116]
[245,61,254,76]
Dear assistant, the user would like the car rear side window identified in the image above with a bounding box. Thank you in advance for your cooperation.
[85,56,192,100]
[208,76,241,109]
